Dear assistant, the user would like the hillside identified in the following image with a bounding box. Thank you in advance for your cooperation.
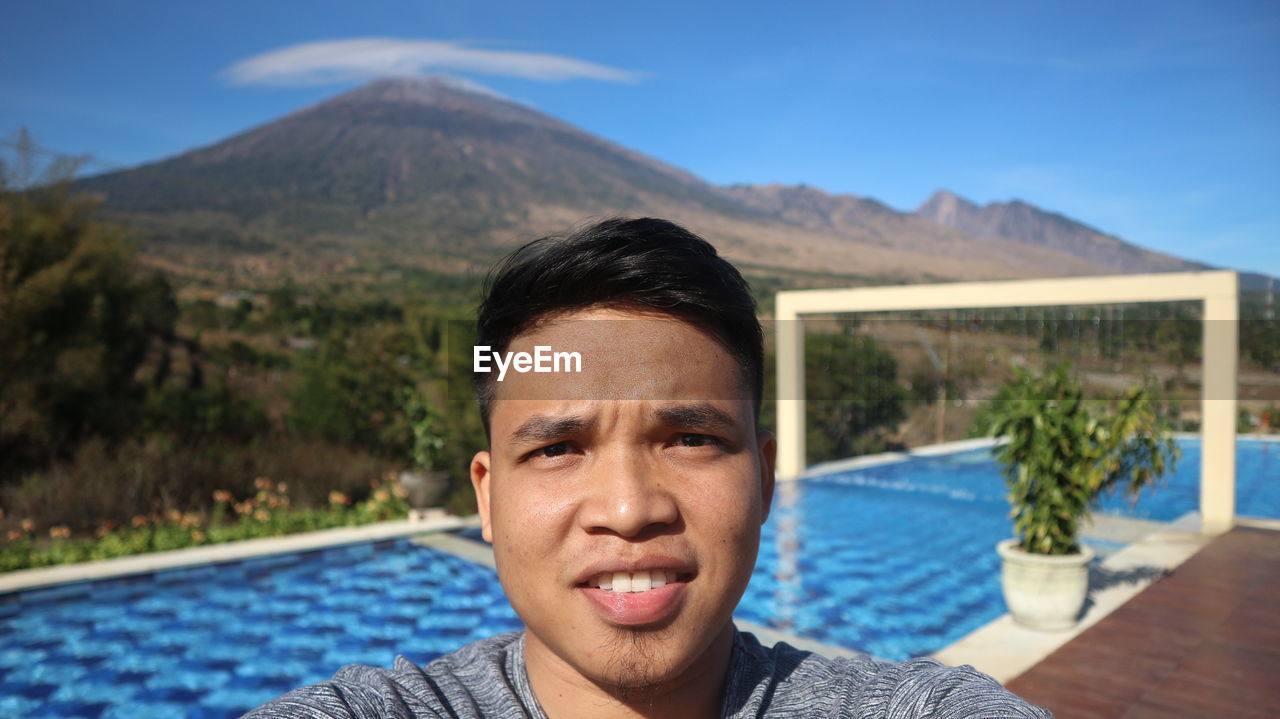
[76,76,1256,291]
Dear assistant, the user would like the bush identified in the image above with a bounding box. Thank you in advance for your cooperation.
[2,435,397,535]
[1,476,412,572]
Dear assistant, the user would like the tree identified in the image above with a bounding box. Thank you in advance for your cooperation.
[0,132,177,475]
[804,329,907,463]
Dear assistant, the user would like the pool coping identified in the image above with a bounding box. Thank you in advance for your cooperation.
[800,436,1001,477]
[0,515,476,595]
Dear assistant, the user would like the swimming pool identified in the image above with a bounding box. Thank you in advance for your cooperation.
[736,437,1277,661]
[2,438,1274,717]
[0,540,520,718]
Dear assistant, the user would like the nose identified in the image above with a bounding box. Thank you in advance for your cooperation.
[578,448,678,538]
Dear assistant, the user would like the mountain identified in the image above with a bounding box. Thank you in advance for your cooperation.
[79,77,754,269]
[77,76,1259,289]
[914,190,1207,274]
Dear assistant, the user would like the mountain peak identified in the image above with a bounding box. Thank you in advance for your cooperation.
[917,189,978,226]
[334,75,513,104]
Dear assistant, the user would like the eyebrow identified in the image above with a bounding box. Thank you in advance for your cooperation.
[654,403,738,434]
[508,414,593,445]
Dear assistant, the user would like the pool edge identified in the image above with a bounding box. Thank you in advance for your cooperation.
[0,515,480,595]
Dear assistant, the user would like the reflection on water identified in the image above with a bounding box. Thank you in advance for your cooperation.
[772,479,801,633]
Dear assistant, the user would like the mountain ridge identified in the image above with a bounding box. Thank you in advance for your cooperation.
[75,76,1264,289]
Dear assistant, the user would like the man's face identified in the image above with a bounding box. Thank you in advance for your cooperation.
[470,306,775,696]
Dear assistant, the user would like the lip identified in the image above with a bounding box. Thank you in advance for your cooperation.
[580,582,688,626]
[572,555,698,627]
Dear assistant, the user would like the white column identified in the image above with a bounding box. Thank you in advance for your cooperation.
[776,302,805,480]
[1200,274,1239,534]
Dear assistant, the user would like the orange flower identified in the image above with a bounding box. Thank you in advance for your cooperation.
[20,519,35,532]
[166,509,182,523]
[373,489,390,504]
[234,502,253,515]
[276,482,288,495]
[49,525,71,540]
[328,491,351,506]
[191,530,206,543]
[253,508,269,522]
[6,530,22,542]
[131,515,148,528]
[254,477,272,490]
[212,490,234,503]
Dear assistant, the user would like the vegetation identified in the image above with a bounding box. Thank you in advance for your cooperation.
[0,136,484,561]
[2,476,410,572]
[984,364,1179,555]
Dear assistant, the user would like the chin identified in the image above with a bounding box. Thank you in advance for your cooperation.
[585,616,728,700]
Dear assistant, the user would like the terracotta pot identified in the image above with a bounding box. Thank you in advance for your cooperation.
[996,538,1094,631]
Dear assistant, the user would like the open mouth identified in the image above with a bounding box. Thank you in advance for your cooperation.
[578,570,695,593]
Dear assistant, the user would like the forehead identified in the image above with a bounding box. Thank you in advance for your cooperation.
[486,307,751,433]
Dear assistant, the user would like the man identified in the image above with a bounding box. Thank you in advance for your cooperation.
[245,218,1051,718]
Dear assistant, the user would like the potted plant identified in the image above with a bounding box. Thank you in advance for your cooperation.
[986,363,1178,630]
[398,387,452,520]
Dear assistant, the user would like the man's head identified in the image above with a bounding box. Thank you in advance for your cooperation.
[472,217,764,432]
[468,218,775,707]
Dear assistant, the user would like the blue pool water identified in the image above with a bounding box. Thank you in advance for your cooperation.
[0,540,520,718]
[2,438,1275,717]
[734,437,1278,661]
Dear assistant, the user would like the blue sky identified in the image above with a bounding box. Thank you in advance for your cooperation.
[3,0,1277,278]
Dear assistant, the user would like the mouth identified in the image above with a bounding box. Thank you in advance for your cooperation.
[574,564,696,626]
[578,569,695,593]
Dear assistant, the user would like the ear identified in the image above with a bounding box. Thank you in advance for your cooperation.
[756,429,777,524]
[470,450,494,543]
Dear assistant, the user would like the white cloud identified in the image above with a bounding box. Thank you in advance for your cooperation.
[223,38,640,86]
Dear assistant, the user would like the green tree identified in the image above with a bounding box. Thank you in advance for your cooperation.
[804,329,907,463]
[0,134,177,474]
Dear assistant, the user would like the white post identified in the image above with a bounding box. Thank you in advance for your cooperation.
[776,300,806,480]
[1200,274,1238,534]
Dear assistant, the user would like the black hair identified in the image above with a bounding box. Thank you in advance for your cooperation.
[473,217,763,435]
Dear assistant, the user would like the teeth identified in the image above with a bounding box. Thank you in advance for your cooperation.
[591,570,680,593]
[612,572,632,593]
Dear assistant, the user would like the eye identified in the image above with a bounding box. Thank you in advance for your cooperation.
[522,441,574,462]
[675,433,719,448]
[537,441,570,457]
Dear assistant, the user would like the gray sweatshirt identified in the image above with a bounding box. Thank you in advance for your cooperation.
[241,629,1053,718]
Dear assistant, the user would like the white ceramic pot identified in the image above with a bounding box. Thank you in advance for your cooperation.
[996,538,1095,631]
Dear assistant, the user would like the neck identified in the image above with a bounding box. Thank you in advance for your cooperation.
[524,623,736,719]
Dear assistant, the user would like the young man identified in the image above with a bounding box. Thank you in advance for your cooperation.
[245,218,1051,718]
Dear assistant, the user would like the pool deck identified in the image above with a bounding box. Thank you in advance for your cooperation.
[1006,525,1280,719]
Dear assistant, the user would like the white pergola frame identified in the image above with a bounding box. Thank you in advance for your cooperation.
[775,270,1239,534]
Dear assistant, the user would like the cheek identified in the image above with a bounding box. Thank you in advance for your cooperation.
[684,468,765,541]
[489,478,578,552]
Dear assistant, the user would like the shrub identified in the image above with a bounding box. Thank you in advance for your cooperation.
[986,364,1178,555]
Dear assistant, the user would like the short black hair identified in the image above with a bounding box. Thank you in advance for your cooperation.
[473,217,763,435]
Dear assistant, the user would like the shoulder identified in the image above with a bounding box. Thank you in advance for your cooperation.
[239,633,531,719]
[731,632,1053,719]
